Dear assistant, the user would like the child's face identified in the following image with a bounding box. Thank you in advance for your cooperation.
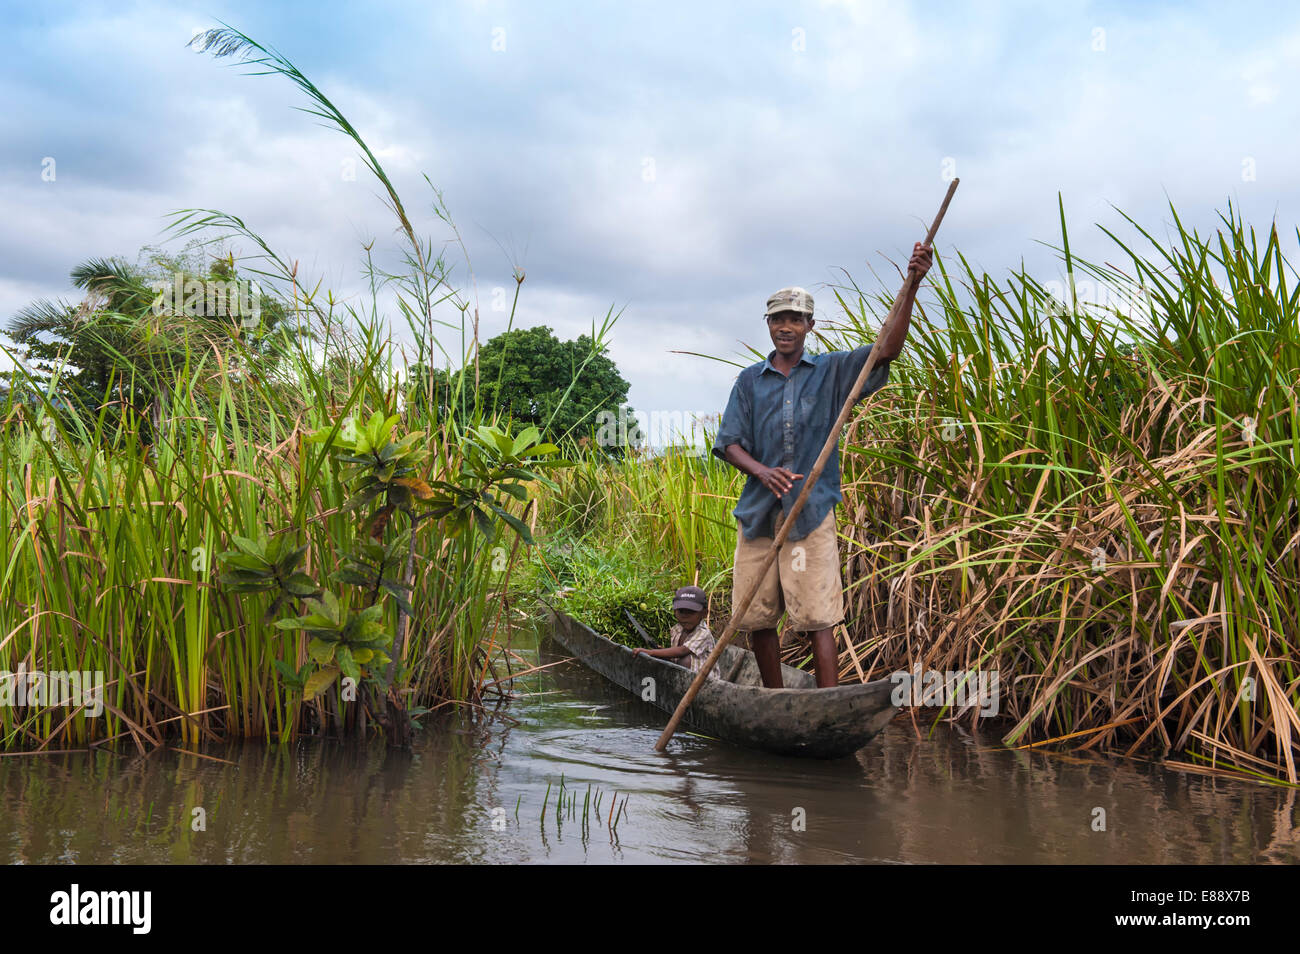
[674,606,704,628]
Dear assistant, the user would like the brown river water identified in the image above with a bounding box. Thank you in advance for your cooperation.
[2,623,1297,864]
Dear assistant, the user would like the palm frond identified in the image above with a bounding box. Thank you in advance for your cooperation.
[6,299,75,343]
[70,256,137,292]
[70,256,155,314]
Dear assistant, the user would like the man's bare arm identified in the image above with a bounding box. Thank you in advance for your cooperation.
[875,242,933,361]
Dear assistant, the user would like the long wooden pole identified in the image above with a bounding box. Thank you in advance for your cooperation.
[653,179,960,752]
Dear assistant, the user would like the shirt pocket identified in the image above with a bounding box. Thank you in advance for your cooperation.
[798,394,817,427]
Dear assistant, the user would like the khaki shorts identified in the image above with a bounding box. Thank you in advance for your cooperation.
[731,508,845,632]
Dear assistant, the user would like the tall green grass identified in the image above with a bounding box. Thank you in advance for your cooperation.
[828,197,1300,782]
[0,304,543,748]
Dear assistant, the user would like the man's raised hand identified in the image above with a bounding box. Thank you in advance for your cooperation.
[907,242,933,279]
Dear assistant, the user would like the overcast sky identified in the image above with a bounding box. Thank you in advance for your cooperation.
[3,0,1298,433]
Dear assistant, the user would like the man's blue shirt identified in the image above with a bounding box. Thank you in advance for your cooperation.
[710,343,891,542]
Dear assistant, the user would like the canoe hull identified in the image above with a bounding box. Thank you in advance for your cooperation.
[543,602,897,759]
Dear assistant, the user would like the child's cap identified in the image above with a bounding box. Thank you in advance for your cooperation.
[672,585,707,611]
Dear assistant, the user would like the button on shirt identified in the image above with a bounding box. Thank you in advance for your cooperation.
[710,343,891,542]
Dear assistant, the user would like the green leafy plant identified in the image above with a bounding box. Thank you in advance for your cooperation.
[217,411,565,735]
[545,536,683,648]
[275,590,392,699]
[424,422,562,541]
[215,531,318,622]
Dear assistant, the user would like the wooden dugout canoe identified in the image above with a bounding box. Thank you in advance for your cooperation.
[542,602,897,759]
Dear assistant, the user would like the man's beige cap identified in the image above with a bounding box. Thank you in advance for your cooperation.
[765,286,814,317]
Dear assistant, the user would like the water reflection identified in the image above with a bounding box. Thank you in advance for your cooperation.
[0,625,1295,863]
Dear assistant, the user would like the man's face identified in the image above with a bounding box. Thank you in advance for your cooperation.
[766,309,813,358]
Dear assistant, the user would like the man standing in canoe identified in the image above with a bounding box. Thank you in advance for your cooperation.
[710,243,933,689]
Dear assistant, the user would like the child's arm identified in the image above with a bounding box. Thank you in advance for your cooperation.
[633,646,692,660]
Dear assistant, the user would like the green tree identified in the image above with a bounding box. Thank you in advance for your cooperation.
[406,325,639,455]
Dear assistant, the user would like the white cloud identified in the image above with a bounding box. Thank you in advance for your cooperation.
[3,0,1300,423]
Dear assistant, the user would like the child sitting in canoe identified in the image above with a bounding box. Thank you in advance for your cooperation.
[632,585,721,680]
